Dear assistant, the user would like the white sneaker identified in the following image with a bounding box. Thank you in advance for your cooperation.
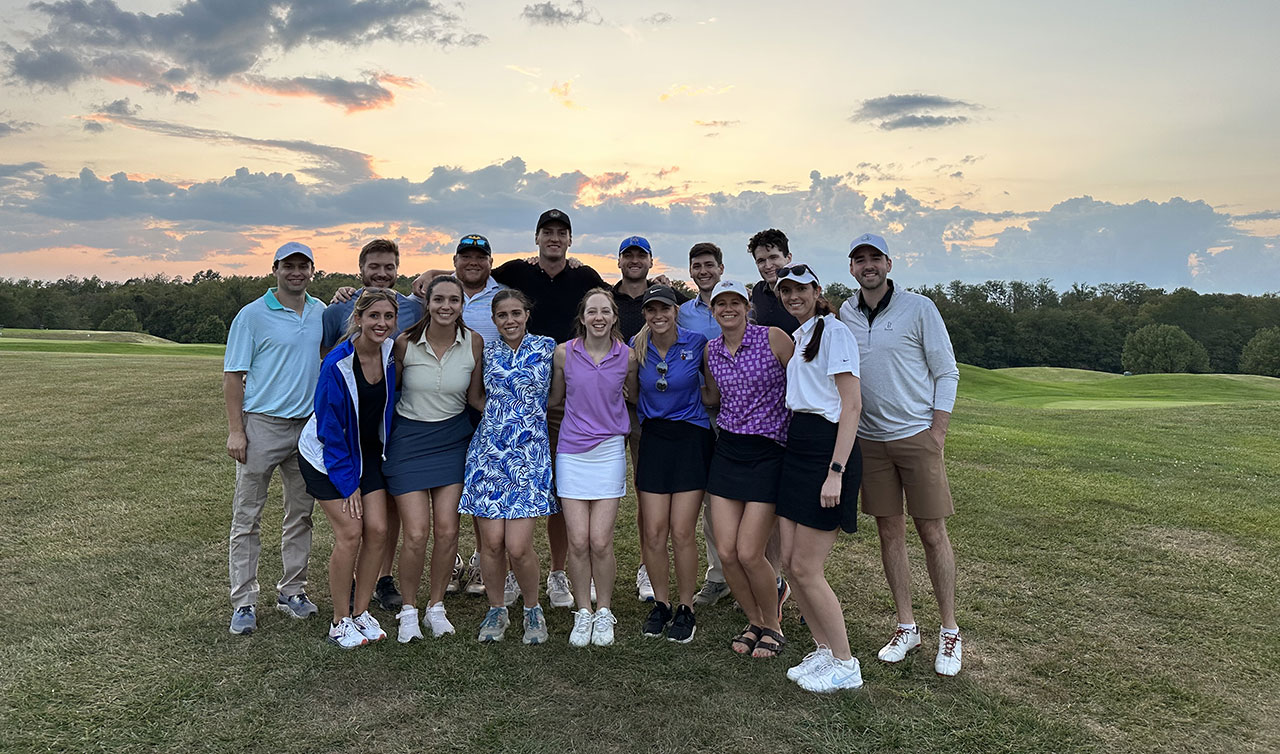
[424,601,456,637]
[799,655,864,693]
[569,608,594,647]
[878,624,922,662]
[503,571,521,606]
[464,552,486,595]
[446,553,464,593]
[787,645,833,681]
[590,578,597,603]
[396,606,424,643]
[352,610,387,642]
[328,616,368,649]
[547,570,574,608]
[636,565,655,602]
[935,630,963,676]
[591,607,616,646]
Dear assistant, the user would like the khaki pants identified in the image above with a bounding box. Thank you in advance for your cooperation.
[228,413,314,608]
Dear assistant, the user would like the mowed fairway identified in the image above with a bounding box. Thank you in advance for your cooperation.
[2,350,1278,754]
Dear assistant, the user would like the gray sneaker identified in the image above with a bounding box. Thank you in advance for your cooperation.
[276,593,319,619]
[523,605,549,645]
[229,605,256,635]
[477,606,510,643]
[693,580,731,607]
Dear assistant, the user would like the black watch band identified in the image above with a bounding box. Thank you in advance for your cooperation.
[829,461,844,474]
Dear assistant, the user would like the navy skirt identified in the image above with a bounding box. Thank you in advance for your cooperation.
[382,412,473,495]
[776,413,861,533]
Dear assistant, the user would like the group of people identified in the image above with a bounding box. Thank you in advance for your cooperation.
[223,209,964,693]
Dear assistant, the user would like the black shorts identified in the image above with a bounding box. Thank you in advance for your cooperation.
[298,455,388,500]
[706,431,785,504]
[635,418,715,494]
[775,413,861,533]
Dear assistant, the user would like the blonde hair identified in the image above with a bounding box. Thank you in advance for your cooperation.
[632,300,677,368]
[343,288,399,341]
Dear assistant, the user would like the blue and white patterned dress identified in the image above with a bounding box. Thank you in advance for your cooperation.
[459,334,558,519]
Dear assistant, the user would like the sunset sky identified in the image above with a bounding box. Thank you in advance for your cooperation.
[1,0,1278,292]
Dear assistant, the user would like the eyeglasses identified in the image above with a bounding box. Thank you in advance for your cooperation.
[656,359,669,392]
[458,236,489,247]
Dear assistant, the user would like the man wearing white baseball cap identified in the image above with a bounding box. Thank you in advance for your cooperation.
[839,232,964,676]
[223,241,326,635]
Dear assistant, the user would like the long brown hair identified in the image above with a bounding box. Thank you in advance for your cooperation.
[402,275,464,344]
[802,286,832,363]
[572,287,623,343]
[343,288,400,341]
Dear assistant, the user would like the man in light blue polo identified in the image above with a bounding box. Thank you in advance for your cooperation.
[677,242,725,341]
[223,241,326,635]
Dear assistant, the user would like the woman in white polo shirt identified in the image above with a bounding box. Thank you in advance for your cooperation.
[771,262,866,693]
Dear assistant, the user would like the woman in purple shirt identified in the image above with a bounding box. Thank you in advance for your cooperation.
[702,280,795,659]
[549,288,638,648]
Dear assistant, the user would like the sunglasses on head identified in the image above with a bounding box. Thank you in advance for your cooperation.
[776,264,813,279]
[459,236,488,247]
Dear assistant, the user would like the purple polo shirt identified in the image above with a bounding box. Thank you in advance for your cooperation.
[558,338,631,454]
[707,324,790,444]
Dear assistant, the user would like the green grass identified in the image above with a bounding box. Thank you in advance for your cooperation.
[1,327,177,344]
[2,353,1278,754]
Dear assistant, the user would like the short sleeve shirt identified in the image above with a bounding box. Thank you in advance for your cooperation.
[634,327,710,428]
[678,296,721,340]
[784,314,860,424]
[615,280,691,341]
[493,260,607,343]
[462,277,507,345]
[224,288,326,419]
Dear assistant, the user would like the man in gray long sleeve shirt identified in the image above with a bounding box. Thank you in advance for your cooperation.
[838,232,964,677]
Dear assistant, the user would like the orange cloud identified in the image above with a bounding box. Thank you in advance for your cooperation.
[549,80,583,109]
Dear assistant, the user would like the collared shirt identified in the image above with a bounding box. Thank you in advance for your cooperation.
[633,326,710,428]
[614,280,692,341]
[678,295,721,340]
[396,327,476,422]
[321,289,423,352]
[707,324,789,444]
[856,279,895,326]
[225,288,326,419]
[749,282,800,334]
[462,277,507,345]
[493,259,606,342]
[559,338,631,454]
[784,314,860,424]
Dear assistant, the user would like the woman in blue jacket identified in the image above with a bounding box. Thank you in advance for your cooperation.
[298,289,399,649]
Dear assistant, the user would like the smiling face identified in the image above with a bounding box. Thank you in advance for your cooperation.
[618,247,652,283]
[536,222,572,263]
[356,300,397,344]
[752,244,791,285]
[580,291,617,340]
[428,279,463,330]
[690,252,724,294]
[711,293,748,330]
[643,300,676,337]
[273,255,314,295]
[454,249,492,289]
[849,247,892,291]
[492,296,530,344]
[776,279,821,322]
[360,250,398,289]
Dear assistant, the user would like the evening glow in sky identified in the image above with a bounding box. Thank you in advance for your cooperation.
[1,0,1278,292]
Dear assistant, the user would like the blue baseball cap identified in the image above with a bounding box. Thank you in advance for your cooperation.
[618,235,652,255]
[273,241,315,263]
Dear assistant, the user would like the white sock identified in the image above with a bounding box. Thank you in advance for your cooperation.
[940,626,960,637]
[898,622,918,632]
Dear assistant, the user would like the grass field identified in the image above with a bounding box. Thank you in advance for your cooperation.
[2,346,1278,754]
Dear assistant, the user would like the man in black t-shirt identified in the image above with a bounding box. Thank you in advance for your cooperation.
[746,228,800,335]
[612,234,689,342]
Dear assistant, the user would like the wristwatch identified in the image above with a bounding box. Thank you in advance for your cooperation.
[829,461,844,474]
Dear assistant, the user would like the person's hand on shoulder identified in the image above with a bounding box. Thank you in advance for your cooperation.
[331,287,356,304]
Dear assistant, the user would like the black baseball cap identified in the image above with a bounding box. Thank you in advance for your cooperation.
[641,284,678,307]
[456,234,492,255]
[536,208,572,233]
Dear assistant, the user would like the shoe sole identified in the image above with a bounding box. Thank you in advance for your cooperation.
[591,638,614,646]
[479,634,505,642]
[641,629,666,638]
[523,635,547,645]
[549,596,574,608]
[275,604,315,620]
[667,626,697,644]
[465,585,486,595]
[328,638,367,649]
[229,626,254,635]
[429,627,456,637]
[878,643,922,663]
[398,633,422,644]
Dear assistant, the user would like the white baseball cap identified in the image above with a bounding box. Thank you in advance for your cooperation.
[773,261,820,290]
[273,241,315,263]
[709,280,750,304]
[848,233,889,258]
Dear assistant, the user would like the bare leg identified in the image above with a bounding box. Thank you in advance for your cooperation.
[505,518,541,609]
[915,517,958,629]
[670,491,703,608]
[547,512,568,572]
[317,497,363,623]
[708,496,754,618]
[783,522,850,660]
[353,491,389,609]
[393,490,432,608]
[738,502,781,637]
[425,484,463,606]
[380,503,400,579]
[588,497,621,609]
[476,518,507,608]
[876,514,915,624]
[639,492,672,604]
[560,498,594,609]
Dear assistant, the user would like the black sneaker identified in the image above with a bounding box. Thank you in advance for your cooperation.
[374,575,403,611]
[642,601,673,637]
[668,604,696,643]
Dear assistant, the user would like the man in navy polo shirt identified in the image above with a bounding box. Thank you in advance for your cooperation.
[223,242,326,635]
[746,228,800,334]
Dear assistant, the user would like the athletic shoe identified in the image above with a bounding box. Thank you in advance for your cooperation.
[667,604,697,644]
[276,592,318,619]
[569,608,594,647]
[464,552,486,595]
[642,601,673,637]
[878,625,922,663]
[425,601,456,637]
[787,645,833,681]
[229,605,256,635]
[935,630,963,676]
[776,577,791,622]
[591,607,616,646]
[328,617,368,649]
[799,655,864,693]
[396,606,424,643]
[477,606,510,642]
[547,570,574,608]
[693,580,730,607]
[352,610,387,642]
[503,571,521,607]
[446,554,465,594]
[523,605,549,645]
[636,565,655,602]
[374,575,403,611]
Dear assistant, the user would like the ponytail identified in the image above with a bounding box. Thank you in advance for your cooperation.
[801,295,832,363]
[633,324,651,367]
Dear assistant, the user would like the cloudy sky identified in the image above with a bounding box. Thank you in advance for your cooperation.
[1,0,1278,292]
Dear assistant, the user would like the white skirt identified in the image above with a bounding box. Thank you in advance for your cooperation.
[555,435,627,500]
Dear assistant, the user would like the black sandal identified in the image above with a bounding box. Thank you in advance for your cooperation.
[752,628,787,658]
[731,624,763,654]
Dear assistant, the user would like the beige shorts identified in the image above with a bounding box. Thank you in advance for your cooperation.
[859,429,954,519]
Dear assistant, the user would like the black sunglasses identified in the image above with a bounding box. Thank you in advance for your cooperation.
[776,264,813,279]
[656,359,669,392]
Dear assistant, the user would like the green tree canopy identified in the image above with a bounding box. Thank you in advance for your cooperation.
[1238,327,1280,377]
[1122,324,1210,374]
[98,308,143,332]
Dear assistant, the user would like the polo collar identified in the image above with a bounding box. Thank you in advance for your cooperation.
[795,314,822,338]
[264,287,322,311]
[857,279,895,313]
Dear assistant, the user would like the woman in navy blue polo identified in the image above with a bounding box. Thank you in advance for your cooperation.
[631,285,714,644]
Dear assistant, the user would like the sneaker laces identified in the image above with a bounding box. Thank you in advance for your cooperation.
[574,610,593,630]
[594,609,616,627]
[481,608,505,628]
[889,626,915,647]
[525,607,543,629]
[549,572,570,593]
[939,632,960,658]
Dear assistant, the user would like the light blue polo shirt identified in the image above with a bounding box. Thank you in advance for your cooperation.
[321,289,423,352]
[462,277,507,345]
[678,296,721,340]
[225,288,326,419]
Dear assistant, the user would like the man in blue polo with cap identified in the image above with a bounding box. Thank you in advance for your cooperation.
[223,241,326,636]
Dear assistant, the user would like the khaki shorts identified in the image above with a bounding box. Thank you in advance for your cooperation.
[859,429,954,519]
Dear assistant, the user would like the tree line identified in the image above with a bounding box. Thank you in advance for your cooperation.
[3,273,1279,377]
